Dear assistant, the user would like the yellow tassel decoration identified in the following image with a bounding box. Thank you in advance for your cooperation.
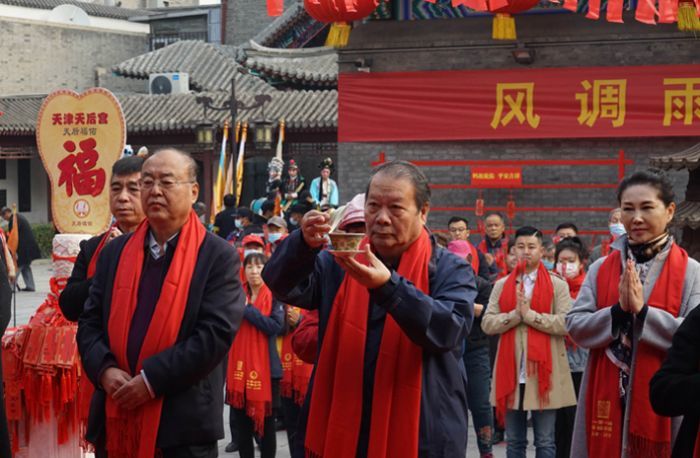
[325,22,352,48]
[678,1,700,32]
[492,13,517,40]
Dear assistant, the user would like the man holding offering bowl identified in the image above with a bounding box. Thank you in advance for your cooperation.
[263,160,477,458]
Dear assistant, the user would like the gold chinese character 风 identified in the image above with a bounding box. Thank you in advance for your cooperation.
[663,78,700,126]
[491,83,541,129]
[576,79,627,128]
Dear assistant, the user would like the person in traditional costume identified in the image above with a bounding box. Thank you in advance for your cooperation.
[282,159,305,211]
[588,208,625,263]
[2,207,41,291]
[482,226,577,458]
[77,149,245,457]
[479,212,510,282]
[59,155,146,321]
[309,158,338,209]
[263,160,477,458]
[567,169,700,458]
[553,236,589,458]
[226,252,283,458]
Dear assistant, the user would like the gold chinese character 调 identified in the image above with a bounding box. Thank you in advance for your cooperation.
[663,78,700,126]
[576,79,627,127]
[491,83,541,129]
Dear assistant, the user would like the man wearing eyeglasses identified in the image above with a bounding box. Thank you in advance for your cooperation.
[448,216,489,279]
[60,155,146,321]
[78,148,245,458]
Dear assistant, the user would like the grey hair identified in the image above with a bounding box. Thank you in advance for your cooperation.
[366,160,431,210]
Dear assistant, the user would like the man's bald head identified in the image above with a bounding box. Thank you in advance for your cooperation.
[148,148,198,182]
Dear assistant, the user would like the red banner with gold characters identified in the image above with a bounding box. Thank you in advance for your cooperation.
[36,88,125,235]
[471,167,523,188]
[338,64,700,142]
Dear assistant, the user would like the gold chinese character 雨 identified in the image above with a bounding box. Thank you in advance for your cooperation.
[491,83,541,129]
[576,79,627,128]
[664,78,700,126]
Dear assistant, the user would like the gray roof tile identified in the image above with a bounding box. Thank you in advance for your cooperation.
[673,200,700,229]
[0,0,149,19]
[242,41,337,87]
[650,143,700,171]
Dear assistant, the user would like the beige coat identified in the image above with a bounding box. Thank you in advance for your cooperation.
[482,271,576,411]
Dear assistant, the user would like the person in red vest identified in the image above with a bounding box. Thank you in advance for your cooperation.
[567,170,700,458]
[60,155,146,321]
[448,216,490,279]
[479,212,510,282]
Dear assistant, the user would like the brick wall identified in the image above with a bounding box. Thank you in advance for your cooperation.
[223,0,297,45]
[334,15,699,244]
[0,19,149,95]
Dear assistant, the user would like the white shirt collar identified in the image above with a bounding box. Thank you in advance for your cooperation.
[148,230,178,260]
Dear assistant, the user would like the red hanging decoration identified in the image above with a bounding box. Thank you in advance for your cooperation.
[486,0,540,40]
[475,191,485,218]
[304,0,379,47]
[506,191,516,233]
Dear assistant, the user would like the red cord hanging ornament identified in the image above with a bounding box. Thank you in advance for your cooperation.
[475,191,486,236]
[506,191,516,233]
[487,0,540,40]
[304,0,379,47]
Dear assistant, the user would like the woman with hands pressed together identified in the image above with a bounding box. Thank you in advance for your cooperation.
[566,169,700,458]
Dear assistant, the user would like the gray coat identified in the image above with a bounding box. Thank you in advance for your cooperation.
[566,235,700,458]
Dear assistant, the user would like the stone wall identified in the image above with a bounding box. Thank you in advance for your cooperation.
[0,19,148,95]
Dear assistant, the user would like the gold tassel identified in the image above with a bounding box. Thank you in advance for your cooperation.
[492,13,517,40]
[678,1,700,31]
[325,22,352,48]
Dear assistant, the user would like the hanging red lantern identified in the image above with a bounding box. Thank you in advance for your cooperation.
[304,0,379,47]
[475,191,486,236]
[487,0,541,40]
[506,191,517,233]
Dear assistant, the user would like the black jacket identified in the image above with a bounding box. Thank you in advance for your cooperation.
[262,230,477,458]
[214,207,237,240]
[8,213,41,266]
[59,233,103,322]
[650,303,700,458]
[77,231,245,449]
[467,276,493,349]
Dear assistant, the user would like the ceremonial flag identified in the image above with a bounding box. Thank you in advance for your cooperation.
[224,122,240,196]
[211,122,229,223]
[235,124,248,207]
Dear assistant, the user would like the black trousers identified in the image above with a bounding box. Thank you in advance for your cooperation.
[233,408,277,458]
[555,371,583,458]
[281,396,302,457]
[95,442,218,458]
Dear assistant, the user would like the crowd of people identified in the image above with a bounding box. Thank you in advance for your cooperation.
[0,147,692,458]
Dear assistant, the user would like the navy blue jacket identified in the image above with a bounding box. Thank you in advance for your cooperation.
[243,298,284,379]
[262,230,477,458]
[77,231,245,449]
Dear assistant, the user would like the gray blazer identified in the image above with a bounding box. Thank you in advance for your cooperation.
[566,235,700,458]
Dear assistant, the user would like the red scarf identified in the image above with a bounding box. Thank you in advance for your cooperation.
[494,262,554,427]
[280,308,313,406]
[467,241,480,274]
[105,211,205,457]
[601,237,613,257]
[566,271,586,299]
[226,283,273,436]
[479,237,509,279]
[305,230,431,458]
[86,225,116,278]
[586,244,687,458]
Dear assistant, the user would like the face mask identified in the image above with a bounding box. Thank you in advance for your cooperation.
[235,219,243,230]
[542,260,555,270]
[289,217,298,226]
[244,249,262,258]
[268,232,282,243]
[556,261,581,279]
[609,222,626,238]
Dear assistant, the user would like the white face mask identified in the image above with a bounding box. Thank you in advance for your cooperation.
[556,261,581,279]
[289,217,298,226]
[609,222,626,238]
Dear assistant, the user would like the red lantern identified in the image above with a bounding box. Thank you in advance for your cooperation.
[487,0,540,40]
[506,191,516,232]
[475,192,486,236]
[304,0,379,47]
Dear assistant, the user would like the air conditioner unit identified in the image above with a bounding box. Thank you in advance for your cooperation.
[149,73,190,95]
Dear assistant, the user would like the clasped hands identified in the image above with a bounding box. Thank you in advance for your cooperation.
[619,259,644,315]
[516,287,531,319]
[301,211,391,290]
[100,367,152,410]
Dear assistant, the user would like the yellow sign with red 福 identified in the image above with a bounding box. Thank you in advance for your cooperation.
[36,88,125,235]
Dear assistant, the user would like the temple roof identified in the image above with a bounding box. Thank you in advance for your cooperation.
[650,143,700,171]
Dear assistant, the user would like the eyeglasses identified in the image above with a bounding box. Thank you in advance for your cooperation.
[139,178,195,190]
